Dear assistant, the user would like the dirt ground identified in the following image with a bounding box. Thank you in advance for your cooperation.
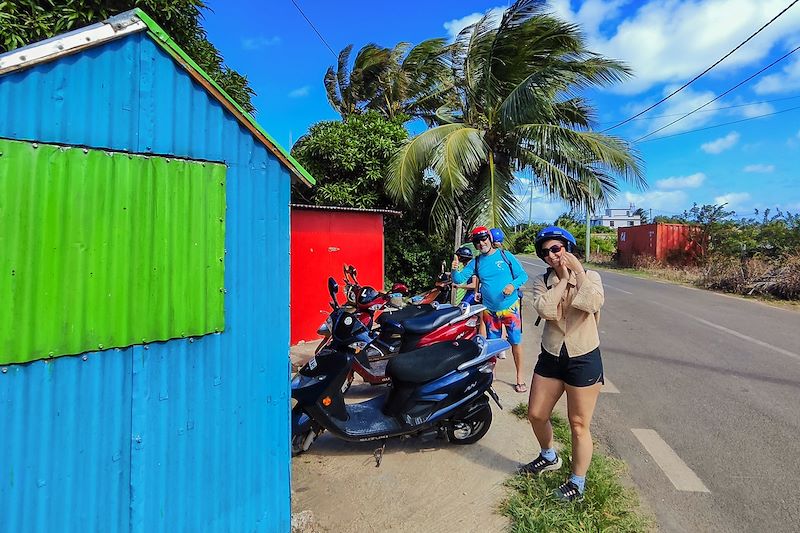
[290,301,555,532]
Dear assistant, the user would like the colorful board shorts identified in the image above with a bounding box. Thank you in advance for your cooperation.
[485,301,522,345]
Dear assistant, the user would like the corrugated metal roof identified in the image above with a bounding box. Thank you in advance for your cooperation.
[0,8,316,187]
[290,203,402,216]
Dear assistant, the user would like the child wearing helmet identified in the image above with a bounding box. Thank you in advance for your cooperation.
[490,228,505,249]
[452,226,529,391]
[519,225,605,504]
[453,246,478,305]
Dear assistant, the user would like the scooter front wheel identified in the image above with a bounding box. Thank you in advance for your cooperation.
[447,403,492,445]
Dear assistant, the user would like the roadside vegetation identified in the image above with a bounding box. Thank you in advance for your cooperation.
[508,203,800,302]
[503,404,653,532]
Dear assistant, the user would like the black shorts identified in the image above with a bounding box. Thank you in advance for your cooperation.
[534,344,604,387]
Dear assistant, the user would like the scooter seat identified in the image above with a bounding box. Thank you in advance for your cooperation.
[401,307,464,334]
[386,340,479,384]
[377,304,433,326]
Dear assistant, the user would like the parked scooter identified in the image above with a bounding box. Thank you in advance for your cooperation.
[317,277,485,385]
[411,262,453,305]
[315,265,407,356]
[291,280,508,457]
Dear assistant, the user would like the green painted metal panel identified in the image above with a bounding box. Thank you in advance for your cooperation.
[0,138,225,365]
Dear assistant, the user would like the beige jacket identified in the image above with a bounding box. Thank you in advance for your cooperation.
[532,269,604,357]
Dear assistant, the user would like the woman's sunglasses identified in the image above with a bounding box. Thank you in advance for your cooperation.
[542,244,564,255]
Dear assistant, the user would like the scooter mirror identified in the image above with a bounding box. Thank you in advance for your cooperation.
[328,276,339,307]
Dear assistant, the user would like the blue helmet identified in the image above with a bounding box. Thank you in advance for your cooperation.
[489,228,505,243]
[535,226,576,259]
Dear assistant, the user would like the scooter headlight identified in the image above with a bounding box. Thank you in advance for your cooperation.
[317,317,333,335]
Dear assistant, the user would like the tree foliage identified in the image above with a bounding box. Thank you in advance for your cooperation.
[290,111,408,209]
[0,0,256,113]
[386,0,644,235]
[324,39,453,124]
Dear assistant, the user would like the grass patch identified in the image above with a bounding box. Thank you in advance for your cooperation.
[511,402,529,420]
[501,411,653,532]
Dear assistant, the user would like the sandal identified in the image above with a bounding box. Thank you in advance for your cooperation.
[514,383,528,393]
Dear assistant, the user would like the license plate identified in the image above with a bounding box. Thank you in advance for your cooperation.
[308,357,317,370]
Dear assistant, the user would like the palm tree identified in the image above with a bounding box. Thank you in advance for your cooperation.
[324,44,389,118]
[370,39,454,123]
[386,0,645,232]
[324,40,453,123]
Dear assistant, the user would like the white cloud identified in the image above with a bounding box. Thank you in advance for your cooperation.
[714,192,751,210]
[743,164,775,173]
[656,172,706,189]
[443,7,505,40]
[624,190,688,214]
[737,101,776,118]
[551,0,800,95]
[241,35,281,50]
[288,86,310,98]
[701,132,740,154]
[631,86,719,136]
[754,55,800,94]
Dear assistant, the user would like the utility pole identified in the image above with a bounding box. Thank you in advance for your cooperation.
[452,216,463,305]
[528,178,534,226]
[649,208,652,223]
[585,209,591,261]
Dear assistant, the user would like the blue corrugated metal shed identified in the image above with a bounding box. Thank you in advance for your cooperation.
[0,10,305,532]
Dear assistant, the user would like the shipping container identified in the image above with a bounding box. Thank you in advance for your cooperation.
[617,223,700,266]
[0,10,313,532]
[290,205,394,344]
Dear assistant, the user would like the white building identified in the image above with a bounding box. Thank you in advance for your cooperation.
[591,204,642,229]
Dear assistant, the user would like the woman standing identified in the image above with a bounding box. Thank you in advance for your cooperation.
[520,226,605,503]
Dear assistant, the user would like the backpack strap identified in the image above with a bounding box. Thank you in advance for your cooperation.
[534,267,554,327]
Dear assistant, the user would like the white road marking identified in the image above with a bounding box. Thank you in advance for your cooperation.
[605,283,633,295]
[689,314,800,362]
[631,429,710,493]
[602,378,620,393]
[649,300,800,363]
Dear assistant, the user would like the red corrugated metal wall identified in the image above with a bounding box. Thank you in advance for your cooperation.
[617,223,699,266]
[290,208,385,344]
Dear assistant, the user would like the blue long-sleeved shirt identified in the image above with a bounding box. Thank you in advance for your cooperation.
[452,249,528,312]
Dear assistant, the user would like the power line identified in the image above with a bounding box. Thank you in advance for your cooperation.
[635,44,800,142]
[598,95,800,124]
[602,0,800,133]
[289,0,337,58]
[637,104,800,143]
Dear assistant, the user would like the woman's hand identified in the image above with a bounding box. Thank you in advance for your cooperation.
[553,257,570,280]
[503,283,515,295]
[561,252,585,275]
[451,255,460,270]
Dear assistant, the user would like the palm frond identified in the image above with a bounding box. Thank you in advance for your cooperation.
[336,44,353,106]
[469,160,517,229]
[430,127,488,196]
[324,66,344,117]
[515,124,645,190]
[386,124,466,205]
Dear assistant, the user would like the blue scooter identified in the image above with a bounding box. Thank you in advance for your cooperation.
[291,278,508,457]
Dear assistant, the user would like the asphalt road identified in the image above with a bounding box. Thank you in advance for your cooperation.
[518,255,800,532]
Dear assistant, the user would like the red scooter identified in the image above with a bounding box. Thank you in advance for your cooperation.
[315,265,407,354]
[317,282,485,386]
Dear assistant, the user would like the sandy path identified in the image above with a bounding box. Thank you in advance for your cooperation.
[290,302,543,532]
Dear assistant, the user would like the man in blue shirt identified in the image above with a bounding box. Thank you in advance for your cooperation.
[452,226,529,392]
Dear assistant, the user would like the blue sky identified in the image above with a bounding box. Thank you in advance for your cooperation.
[204,0,800,222]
